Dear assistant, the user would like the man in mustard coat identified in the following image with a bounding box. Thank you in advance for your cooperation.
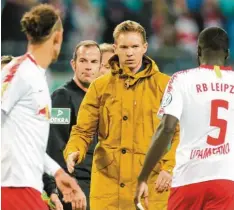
[64,20,179,210]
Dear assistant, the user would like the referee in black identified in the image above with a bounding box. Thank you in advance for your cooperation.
[43,40,101,210]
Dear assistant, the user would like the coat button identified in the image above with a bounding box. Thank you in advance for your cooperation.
[120,183,125,188]
[123,116,128,121]
[122,149,126,154]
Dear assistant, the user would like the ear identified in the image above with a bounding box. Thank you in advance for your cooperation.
[26,34,33,42]
[143,42,148,54]
[225,49,229,60]
[113,44,117,54]
[70,59,76,72]
[53,30,63,47]
[198,46,202,57]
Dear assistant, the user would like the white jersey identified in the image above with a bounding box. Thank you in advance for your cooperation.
[1,53,60,192]
[158,65,234,187]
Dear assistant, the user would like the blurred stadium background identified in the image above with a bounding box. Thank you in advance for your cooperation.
[1,0,234,92]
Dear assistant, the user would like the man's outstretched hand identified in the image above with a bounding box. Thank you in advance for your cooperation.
[54,168,86,210]
[66,151,80,173]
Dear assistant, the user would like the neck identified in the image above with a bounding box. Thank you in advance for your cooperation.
[199,50,226,67]
[73,77,89,92]
[200,58,225,67]
[120,59,143,74]
[27,43,52,69]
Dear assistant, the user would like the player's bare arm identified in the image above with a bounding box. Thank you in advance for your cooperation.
[134,114,178,208]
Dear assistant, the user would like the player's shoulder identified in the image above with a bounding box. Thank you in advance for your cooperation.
[20,54,38,70]
[2,55,35,84]
[170,67,199,83]
[172,67,198,77]
[3,55,29,74]
[221,66,234,76]
[16,55,42,82]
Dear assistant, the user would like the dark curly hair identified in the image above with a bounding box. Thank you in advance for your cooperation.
[20,4,62,44]
[198,27,229,52]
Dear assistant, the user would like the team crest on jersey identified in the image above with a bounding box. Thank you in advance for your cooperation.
[161,92,172,107]
[38,105,50,120]
[50,108,71,124]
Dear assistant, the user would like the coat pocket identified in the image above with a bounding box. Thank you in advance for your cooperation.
[93,153,114,172]
[90,153,118,199]
[93,152,119,180]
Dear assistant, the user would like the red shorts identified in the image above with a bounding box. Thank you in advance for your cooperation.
[168,180,234,210]
[1,187,49,210]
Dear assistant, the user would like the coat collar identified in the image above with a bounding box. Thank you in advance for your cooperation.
[109,55,159,79]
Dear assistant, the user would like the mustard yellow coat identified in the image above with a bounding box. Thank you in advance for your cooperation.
[64,56,179,210]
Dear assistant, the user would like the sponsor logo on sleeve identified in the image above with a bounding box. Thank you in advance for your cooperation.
[161,92,172,107]
[50,108,71,124]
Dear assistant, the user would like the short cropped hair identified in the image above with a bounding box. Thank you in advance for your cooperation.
[99,43,114,54]
[1,55,14,65]
[113,20,147,43]
[198,27,229,52]
[72,40,101,61]
[21,4,62,44]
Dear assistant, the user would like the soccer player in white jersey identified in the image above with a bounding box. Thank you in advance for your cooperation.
[134,27,234,210]
[1,4,86,210]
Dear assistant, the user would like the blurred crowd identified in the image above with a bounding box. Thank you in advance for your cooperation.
[2,0,234,86]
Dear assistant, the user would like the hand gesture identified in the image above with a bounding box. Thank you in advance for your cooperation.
[54,168,86,210]
[66,151,80,173]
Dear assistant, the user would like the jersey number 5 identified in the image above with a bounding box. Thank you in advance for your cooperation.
[207,99,229,146]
